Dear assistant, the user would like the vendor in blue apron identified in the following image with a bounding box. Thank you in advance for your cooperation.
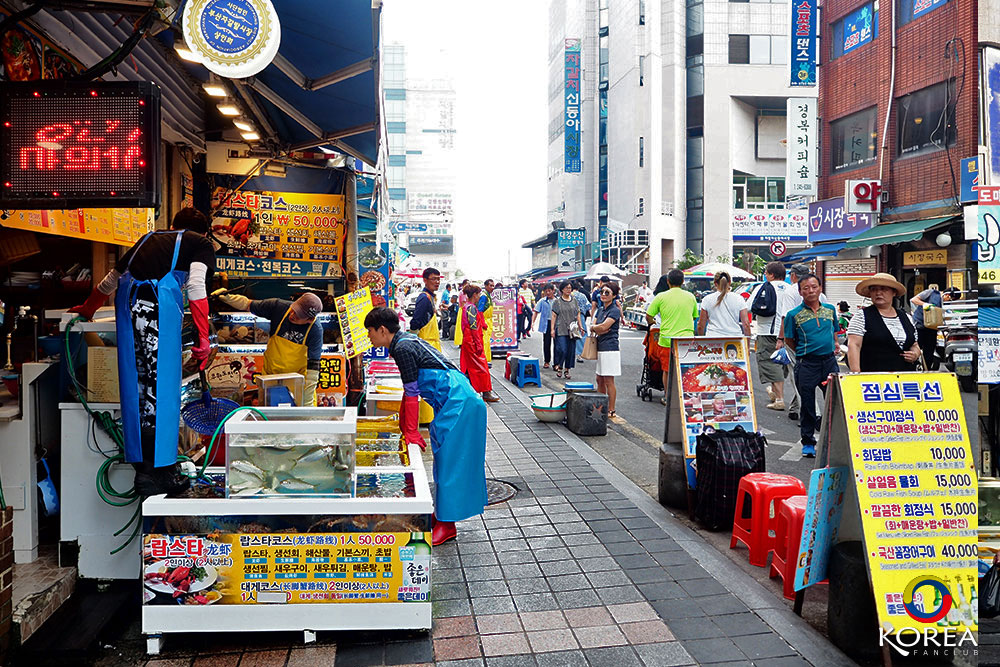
[364,306,487,546]
[69,208,215,496]
[216,292,324,405]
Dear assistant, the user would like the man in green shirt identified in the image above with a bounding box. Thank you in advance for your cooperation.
[646,269,699,403]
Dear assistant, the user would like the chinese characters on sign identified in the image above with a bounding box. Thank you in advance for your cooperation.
[564,39,582,173]
[335,287,375,358]
[1,207,153,247]
[731,211,808,243]
[786,98,817,196]
[841,374,977,635]
[807,197,875,244]
[790,0,817,87]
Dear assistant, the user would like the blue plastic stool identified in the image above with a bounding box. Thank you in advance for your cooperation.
[516,357,541,388]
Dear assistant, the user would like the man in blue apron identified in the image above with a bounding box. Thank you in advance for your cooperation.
[365,307,487,546]
[70,208,215,495]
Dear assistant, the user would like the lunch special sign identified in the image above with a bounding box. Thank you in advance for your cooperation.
[141,532,431,606]
[840,373,977,634]
[673,337,757,487]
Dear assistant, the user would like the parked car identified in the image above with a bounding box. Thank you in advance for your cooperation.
[737,281,764,305]
[403,291,423,316]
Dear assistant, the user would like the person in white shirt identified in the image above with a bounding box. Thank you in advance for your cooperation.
[751,262,797,414]
[697,271,750,337]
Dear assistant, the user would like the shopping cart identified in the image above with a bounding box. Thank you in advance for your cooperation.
[636,327,665,401]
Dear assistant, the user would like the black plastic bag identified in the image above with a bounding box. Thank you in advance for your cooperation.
[982,563,1000,619]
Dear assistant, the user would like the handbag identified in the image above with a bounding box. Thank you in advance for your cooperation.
[569,320,583,339]
[581,335,599,360]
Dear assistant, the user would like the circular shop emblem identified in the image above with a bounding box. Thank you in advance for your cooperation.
[183,0,281,78]
[902,576,952,624]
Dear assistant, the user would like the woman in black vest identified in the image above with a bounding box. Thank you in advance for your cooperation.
[846,273,921,372]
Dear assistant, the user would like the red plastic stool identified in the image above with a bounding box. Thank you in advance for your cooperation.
[768,495,808,599]
[729,472,806,567]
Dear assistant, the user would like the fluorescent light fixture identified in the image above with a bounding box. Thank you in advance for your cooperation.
[233,120,254,131]
[174,40,200,63]
[217,104,240,116]
[203,82,227,97]
[241,131,260,141]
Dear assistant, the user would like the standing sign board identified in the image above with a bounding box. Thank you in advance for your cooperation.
[821,373,977,638]
[335,288,374,358]
[786,98,817,197]
[490,287,518,351]
[665,338,757,488]
[793,466,849,591]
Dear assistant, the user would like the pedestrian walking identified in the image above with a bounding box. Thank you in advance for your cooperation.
[750,262,796,413]
[532,282,556,367]
[591,282,622,417]
[696,271,750,337]
[460,284,500,402]
[910,284,958,370]
[552,281,584,379]
[573,281,591,362]
[847,273,920,373]
[783,263,827,420]
[783,273,838,458]
[518,279,535,339]
[645,269,699,405]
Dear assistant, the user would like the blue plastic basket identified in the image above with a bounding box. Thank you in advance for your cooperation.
[181,371,240,435]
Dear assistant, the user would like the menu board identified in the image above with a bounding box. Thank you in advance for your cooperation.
[793,466,849,591]
[142,530,431,606]
[211,188,347,278]
[490,287,517,349]
[673,337,756,487]
[335,287,374,358]
[2,207,153,247]
[840,373,977,634]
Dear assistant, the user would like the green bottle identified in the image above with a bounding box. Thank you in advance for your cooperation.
[409,531,431,556]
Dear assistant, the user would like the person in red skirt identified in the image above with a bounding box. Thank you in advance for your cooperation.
[460,284,499,403]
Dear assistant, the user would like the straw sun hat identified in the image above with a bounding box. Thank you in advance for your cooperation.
[855,273,905,298]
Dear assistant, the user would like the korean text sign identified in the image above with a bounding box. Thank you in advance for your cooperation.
[335,287,374,358]
[359,241,392,362]
[564,39,582,173]
[731,210,808,243]
[807,197,874,244]
[490,287,518,349]
[141,531,431,605]
[210,188,347,278]
[979,203,1000,284]
[790,0,817,87]
[1,207,153,247]
[841,373,977,634]
[786,98,817,196]
[980,332,1000,384]
[841,3,876,55]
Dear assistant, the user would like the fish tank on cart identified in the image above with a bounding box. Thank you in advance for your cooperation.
[224,406,357,498]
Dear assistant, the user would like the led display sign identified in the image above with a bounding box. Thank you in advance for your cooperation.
[0,81,161,209]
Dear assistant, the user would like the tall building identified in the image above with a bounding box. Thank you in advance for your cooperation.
[543,0,812,279]
[382,44,458,276]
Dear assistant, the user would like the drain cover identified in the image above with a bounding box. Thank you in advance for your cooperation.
[485,478,518,505]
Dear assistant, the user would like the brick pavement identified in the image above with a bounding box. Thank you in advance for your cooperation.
[131,367,854,667]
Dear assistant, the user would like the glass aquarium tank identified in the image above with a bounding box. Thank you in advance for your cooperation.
[224,407,357,498]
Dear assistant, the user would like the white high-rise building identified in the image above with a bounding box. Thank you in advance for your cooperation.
[383,44,458,276]
[544,0,816,278]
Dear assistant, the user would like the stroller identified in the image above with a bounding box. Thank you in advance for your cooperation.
[636,326,666,401]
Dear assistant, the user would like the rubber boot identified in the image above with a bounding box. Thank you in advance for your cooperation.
[482,391,500,403]
[432,521,457,546]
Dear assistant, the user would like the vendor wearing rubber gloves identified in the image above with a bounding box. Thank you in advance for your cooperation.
[217,292,324,405]
[365,306,487,546]
[69,208,215,496]
[409,267,442,351]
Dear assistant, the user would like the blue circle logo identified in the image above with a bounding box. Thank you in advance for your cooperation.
[200,0,260,55]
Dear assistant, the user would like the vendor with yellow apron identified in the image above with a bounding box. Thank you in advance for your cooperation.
[218,292,324,405]
[409,267,443,351]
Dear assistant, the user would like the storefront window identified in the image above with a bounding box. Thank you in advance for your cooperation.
[897,80,956,156]
[831,107,878,172]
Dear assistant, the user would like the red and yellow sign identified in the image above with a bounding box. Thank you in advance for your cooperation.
[2,207,153,247]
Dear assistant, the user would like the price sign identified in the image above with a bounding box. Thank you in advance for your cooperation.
[0,81,161,209]
[770,240,787,257]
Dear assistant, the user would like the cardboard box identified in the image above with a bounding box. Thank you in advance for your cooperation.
[87,346,119,403]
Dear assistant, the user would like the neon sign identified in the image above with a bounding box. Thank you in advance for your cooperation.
[0,81,160,209]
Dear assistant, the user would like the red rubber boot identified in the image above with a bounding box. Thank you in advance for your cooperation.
[432,521,456,546]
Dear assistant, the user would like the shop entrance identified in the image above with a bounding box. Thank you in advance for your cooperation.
[902,267,947,300]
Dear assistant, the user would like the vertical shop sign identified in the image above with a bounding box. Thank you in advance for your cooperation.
[490,287,518,350]
[978,200,1000,284]
[793,467,848,591]
[979,332,1000,384]
[564,39,582,173]
[790,0,816,87]
[557,228,586,270]
[986,48,1000,186]
[786,98,817,196]
[959,156,979,204]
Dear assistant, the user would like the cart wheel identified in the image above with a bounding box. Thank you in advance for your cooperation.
[636,385,642,397]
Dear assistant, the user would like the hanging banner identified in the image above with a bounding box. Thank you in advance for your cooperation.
[182,0,281,78]
[335,287,374,358]
[807,197,875,244]
[790,0,817,87]
[360,241,392,362]
[557,228,586,270]
[840,373,977,636]
[211,189,347,278]
[731,210,808,243]
[1,208,153,247]
[490,287,518,350]
[978,204,1000,283]
[786,98,817,197]
[793,466,849,591]
[564,39,582,173]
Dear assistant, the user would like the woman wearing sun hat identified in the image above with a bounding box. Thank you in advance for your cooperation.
[846,273,921,373]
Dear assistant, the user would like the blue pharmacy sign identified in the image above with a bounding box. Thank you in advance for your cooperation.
[807,197,874,244]
[790,0,817,87]
[793,467,849,592]
[564,39,582,173]
[842,3,876,55]
[960,156,980,204]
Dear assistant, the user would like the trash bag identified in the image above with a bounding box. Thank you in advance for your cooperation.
[981,563,1000,619]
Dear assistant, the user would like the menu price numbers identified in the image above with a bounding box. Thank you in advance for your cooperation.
[923,409,960,422]
[934,473,972,489]
[940,502,976,517]
[355,534,396,547]
[940,544,977,559]
[929,446,966,461]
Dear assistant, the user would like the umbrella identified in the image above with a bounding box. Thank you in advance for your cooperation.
[585,262,626,280]
[683,262,756,281]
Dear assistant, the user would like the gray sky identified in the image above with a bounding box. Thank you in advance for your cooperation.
[381,0,547,279]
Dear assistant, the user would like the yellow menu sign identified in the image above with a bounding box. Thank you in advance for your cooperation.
[3,208,153,247]
[841,373,977,635]
[335,287,374,358]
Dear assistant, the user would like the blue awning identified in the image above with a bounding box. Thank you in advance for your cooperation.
[783,241,847,262]
[523,266,558,278]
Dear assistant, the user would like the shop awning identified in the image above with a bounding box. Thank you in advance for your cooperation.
[843,216,957,249]
[524,266,558,279]
[783,241,848,262]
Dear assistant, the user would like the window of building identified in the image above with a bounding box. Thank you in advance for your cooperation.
[386,121,406,134]
[387,166,405,187]
[729,35,750,63]
[831,106,878,172]
[638,197,645,216]
[686,0,704,37]
[385,100,405,122]
[387,154,406,167]
[831,3,877,60]
[639,56,645,86]
[732,175,785,208]
[639,137,644,167]
[388,133,406,154]
[897,80,956,156]
[730,35,785,64]
[897,0,950,28]
[771,35,787,65]
[639,0,646,24]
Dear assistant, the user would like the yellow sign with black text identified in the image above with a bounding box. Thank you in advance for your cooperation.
[902,249,947,267]
[3,208,153,247]
[335,287,374,358]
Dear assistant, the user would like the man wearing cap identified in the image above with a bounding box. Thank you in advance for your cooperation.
[218,292,324,405]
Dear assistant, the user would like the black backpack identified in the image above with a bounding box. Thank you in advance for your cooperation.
[750,282,777,318]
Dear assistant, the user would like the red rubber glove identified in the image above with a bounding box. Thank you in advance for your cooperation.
[400,394,427,451]
[190,298,212,370]
[68,289,107,320]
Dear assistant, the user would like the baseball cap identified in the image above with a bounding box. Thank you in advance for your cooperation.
[291,293,323,320]
[790,263,811,278]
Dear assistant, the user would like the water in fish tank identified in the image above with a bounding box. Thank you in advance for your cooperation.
[226,433,355,498]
